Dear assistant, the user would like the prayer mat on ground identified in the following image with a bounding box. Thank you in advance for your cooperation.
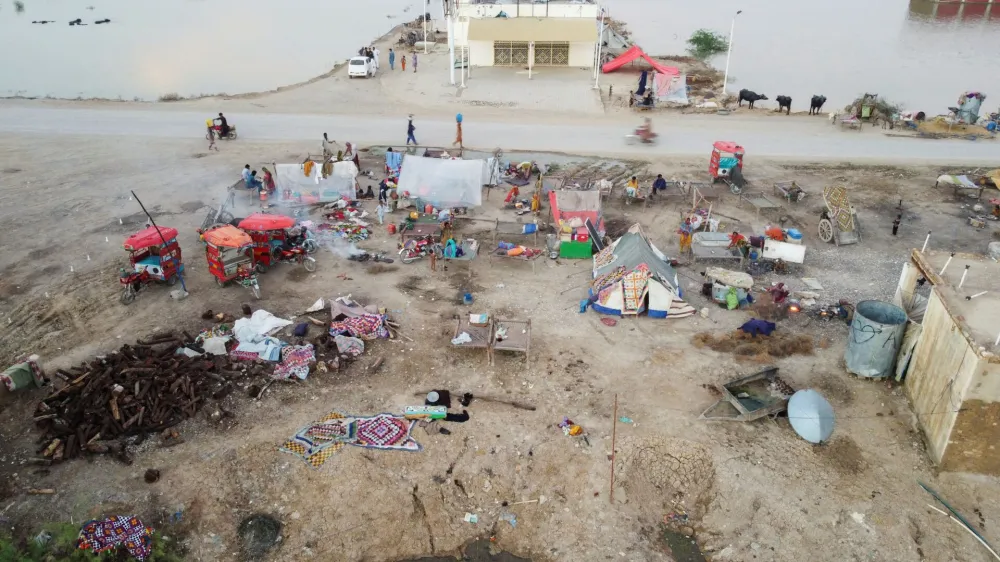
[280,412,421,468]
[272,344,315,380]
[77,515,153,561]
[329,314,389,340]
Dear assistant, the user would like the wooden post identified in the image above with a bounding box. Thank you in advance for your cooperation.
[610,393,618,503]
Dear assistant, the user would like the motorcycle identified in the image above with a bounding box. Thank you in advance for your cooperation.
[235,268,262,300]
[399,237,442,264]
[206,123,238,140]
[270,245,318,272]
[292,227,319,254]
[625,129,659,145]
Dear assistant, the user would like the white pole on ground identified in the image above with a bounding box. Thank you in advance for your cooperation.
[959,265,970,288]
[593,8,605,89]
[922,230,931,252]
[940,252,955,276]
[721,10,742,98]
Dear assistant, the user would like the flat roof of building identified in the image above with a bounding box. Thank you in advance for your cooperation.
[913,249,1000,353]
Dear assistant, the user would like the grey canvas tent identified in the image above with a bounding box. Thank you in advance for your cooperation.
[590,224,694,318]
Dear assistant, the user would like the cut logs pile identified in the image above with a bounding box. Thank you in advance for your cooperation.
[33,331,253,465]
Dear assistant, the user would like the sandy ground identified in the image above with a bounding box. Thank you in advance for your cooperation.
[1,24,999,562]
[1,129,1000,562]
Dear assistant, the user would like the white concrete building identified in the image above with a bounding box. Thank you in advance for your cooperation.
[450,0,600,71]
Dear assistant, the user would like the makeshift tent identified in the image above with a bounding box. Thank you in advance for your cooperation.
[652,72,689,105]
[397,155,484,207]
[550,190,604,234]
[602,45,679,76]
[589,224,695,318]
[275,161,356,205]
[956,91,986,124]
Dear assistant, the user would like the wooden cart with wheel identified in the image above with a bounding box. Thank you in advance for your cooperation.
[818,186,862,246]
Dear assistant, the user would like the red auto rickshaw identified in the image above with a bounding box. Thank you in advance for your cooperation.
[202,225,261,299]
[120,226,184,305]
[237,213,317,273]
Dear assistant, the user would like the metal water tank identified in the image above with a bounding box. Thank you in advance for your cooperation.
[844,300,908,378]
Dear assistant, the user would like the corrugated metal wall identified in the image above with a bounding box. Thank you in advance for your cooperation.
[904,289,982,463]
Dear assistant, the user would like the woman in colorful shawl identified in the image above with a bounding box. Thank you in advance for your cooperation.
[261,167,276,194]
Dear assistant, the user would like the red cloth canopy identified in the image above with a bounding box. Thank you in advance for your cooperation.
[238,213,296,232]
[601,45,679,76]
[123,226,178,251]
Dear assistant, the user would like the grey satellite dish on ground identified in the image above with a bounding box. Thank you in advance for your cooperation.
[788,389,835,444]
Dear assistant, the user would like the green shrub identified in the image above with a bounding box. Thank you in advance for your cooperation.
[686,29,728,60]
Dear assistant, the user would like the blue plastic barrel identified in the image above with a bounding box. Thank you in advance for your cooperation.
[463,293,474,305]
[456,113,463,123]
[522,223,538,234]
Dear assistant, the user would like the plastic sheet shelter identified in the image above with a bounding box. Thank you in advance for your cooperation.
[589,224,694,319]
[602,45,679,76]
[124,226,179,251]
[652,72,689,105]
[549,190,604,233]
[275,162,357,205]
[397,155,484,207]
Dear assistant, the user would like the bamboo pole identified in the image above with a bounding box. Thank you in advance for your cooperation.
[610,393,618,503]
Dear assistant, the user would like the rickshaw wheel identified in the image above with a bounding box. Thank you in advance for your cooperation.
[166,274,178,286]
[255,263,269,274]
[120,287,136,305]
[818,218,835,243]
[303,257,317,273]
[216,277,228,287]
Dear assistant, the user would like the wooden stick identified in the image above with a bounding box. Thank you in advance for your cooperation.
[610,393,618,504]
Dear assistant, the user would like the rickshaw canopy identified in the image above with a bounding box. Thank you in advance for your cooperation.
[124,226,178,251]
[238,213,296,231]
[203,225,252,248]
[713,141,744,155]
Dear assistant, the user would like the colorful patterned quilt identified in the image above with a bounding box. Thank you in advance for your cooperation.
[329,314,389,340]
[77,515,153,561]
[280,412,421,469]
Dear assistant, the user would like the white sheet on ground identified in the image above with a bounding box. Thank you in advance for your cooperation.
[233,310,293,343]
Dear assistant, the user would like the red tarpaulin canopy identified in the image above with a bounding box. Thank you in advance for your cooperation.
[238,213,296,231]
[124,226,179,251]
[601,45,679,76]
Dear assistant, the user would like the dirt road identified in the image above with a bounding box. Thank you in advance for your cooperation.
[0,104,996,164]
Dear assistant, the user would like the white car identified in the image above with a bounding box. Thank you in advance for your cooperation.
[348,56,375,79]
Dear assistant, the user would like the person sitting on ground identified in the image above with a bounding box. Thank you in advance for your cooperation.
[363,184,375,199]
[643,91,654,107]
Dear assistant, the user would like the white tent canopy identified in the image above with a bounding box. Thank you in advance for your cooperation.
[589,224,694,319]
[397,155,484,207]
[275,162,357,202]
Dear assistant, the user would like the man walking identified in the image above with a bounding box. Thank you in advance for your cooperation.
[406,115,417,145]
[389,48,395,70]
[412,52,418,73]
[206,118,218,151]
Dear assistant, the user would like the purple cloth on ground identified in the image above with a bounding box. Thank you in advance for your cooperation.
[740,318,776,337]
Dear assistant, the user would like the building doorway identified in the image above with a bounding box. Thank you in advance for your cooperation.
[493,41,530,66]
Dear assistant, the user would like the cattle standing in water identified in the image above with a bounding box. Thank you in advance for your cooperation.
[776,96,792,115]
[809,95,827,115]
[738,89,768,109]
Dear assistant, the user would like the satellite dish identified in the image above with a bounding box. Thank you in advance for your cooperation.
[788,389,835,444]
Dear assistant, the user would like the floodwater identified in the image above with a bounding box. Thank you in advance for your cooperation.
[0,0,426,100]
[608,0,1000,112]
[1,0,998,110]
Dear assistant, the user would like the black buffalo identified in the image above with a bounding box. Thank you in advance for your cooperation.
[775,95,792,115]
[809,95,827,115]
[738,89,768,109]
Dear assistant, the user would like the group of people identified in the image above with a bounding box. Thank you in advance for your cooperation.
[385,48,417,72]
[624,173,669,201]
[242,164,275,196]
